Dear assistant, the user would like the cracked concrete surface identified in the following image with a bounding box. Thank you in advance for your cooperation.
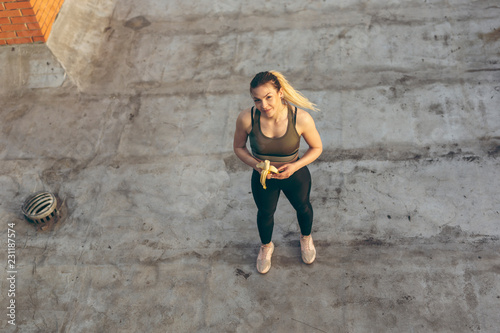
[1,0,499,332]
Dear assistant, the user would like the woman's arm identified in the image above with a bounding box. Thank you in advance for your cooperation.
[233,109,262,171]
[274,109,322,179]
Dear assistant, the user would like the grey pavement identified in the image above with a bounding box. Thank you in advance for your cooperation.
[1,0,499,332]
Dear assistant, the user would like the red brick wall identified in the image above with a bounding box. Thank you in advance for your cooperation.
[0,0,65,45]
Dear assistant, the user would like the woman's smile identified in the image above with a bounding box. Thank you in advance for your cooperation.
[251,83,285,119]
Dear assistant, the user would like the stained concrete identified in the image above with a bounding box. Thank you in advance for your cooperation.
[0,45,65,95]
[1,0,500,332]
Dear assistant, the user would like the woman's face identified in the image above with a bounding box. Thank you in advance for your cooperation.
[251,83,284,119]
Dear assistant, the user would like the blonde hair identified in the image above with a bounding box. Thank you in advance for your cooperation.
[250,70,319,112]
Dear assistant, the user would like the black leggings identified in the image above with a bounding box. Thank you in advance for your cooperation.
[251,166,313,244]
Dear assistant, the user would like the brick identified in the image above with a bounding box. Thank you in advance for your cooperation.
[5,2,32,10]
[44,23,52,38]
[27,22,41,30]
[45,10,57,26]
[0,0,69,42]
[7,37,33,44]
[33,35,45,43]
[0,40,7,45]
[1,24,28,31]
[41,21,49,36]
[31,0,42,16]
[0,10,21,18]
[38,13,47,26]
[17,29,43,37]
[0,31,17,38]
[11,16,38,24]
[21,8,35,16]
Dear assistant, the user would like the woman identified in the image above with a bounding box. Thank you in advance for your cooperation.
[233,71,323,274]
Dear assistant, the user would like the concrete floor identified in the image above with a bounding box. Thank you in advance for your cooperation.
[1,0,500,332]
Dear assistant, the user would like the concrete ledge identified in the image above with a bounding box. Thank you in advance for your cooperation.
[0,44,65,96]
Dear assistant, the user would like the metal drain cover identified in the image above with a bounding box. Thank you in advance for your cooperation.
[22,192,58,225]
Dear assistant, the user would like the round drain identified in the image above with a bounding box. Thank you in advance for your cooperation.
[22,192,58,225]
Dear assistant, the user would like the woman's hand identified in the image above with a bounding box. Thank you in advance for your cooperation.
[272,163,299,180]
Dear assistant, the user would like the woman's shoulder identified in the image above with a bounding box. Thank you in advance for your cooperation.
[295,108,315,124]
[236,107,254,133]
[241,106,253,115]
[295,108,317,134]
[237,107,254,122]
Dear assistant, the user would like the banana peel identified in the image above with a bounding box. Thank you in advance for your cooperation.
[256,160,279,189]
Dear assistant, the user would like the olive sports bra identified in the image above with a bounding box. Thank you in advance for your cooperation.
[249,105,300,163]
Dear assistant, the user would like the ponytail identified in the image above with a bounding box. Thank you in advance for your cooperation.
[250,71,319,112]
[270,71,319,112]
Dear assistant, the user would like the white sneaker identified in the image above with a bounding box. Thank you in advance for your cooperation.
[256,242,274,274]
[300,235,316,264]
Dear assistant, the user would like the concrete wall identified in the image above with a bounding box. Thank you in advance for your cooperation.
[47,0,500,155]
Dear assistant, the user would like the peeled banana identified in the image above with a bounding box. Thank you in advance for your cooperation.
[256,160,279,189]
